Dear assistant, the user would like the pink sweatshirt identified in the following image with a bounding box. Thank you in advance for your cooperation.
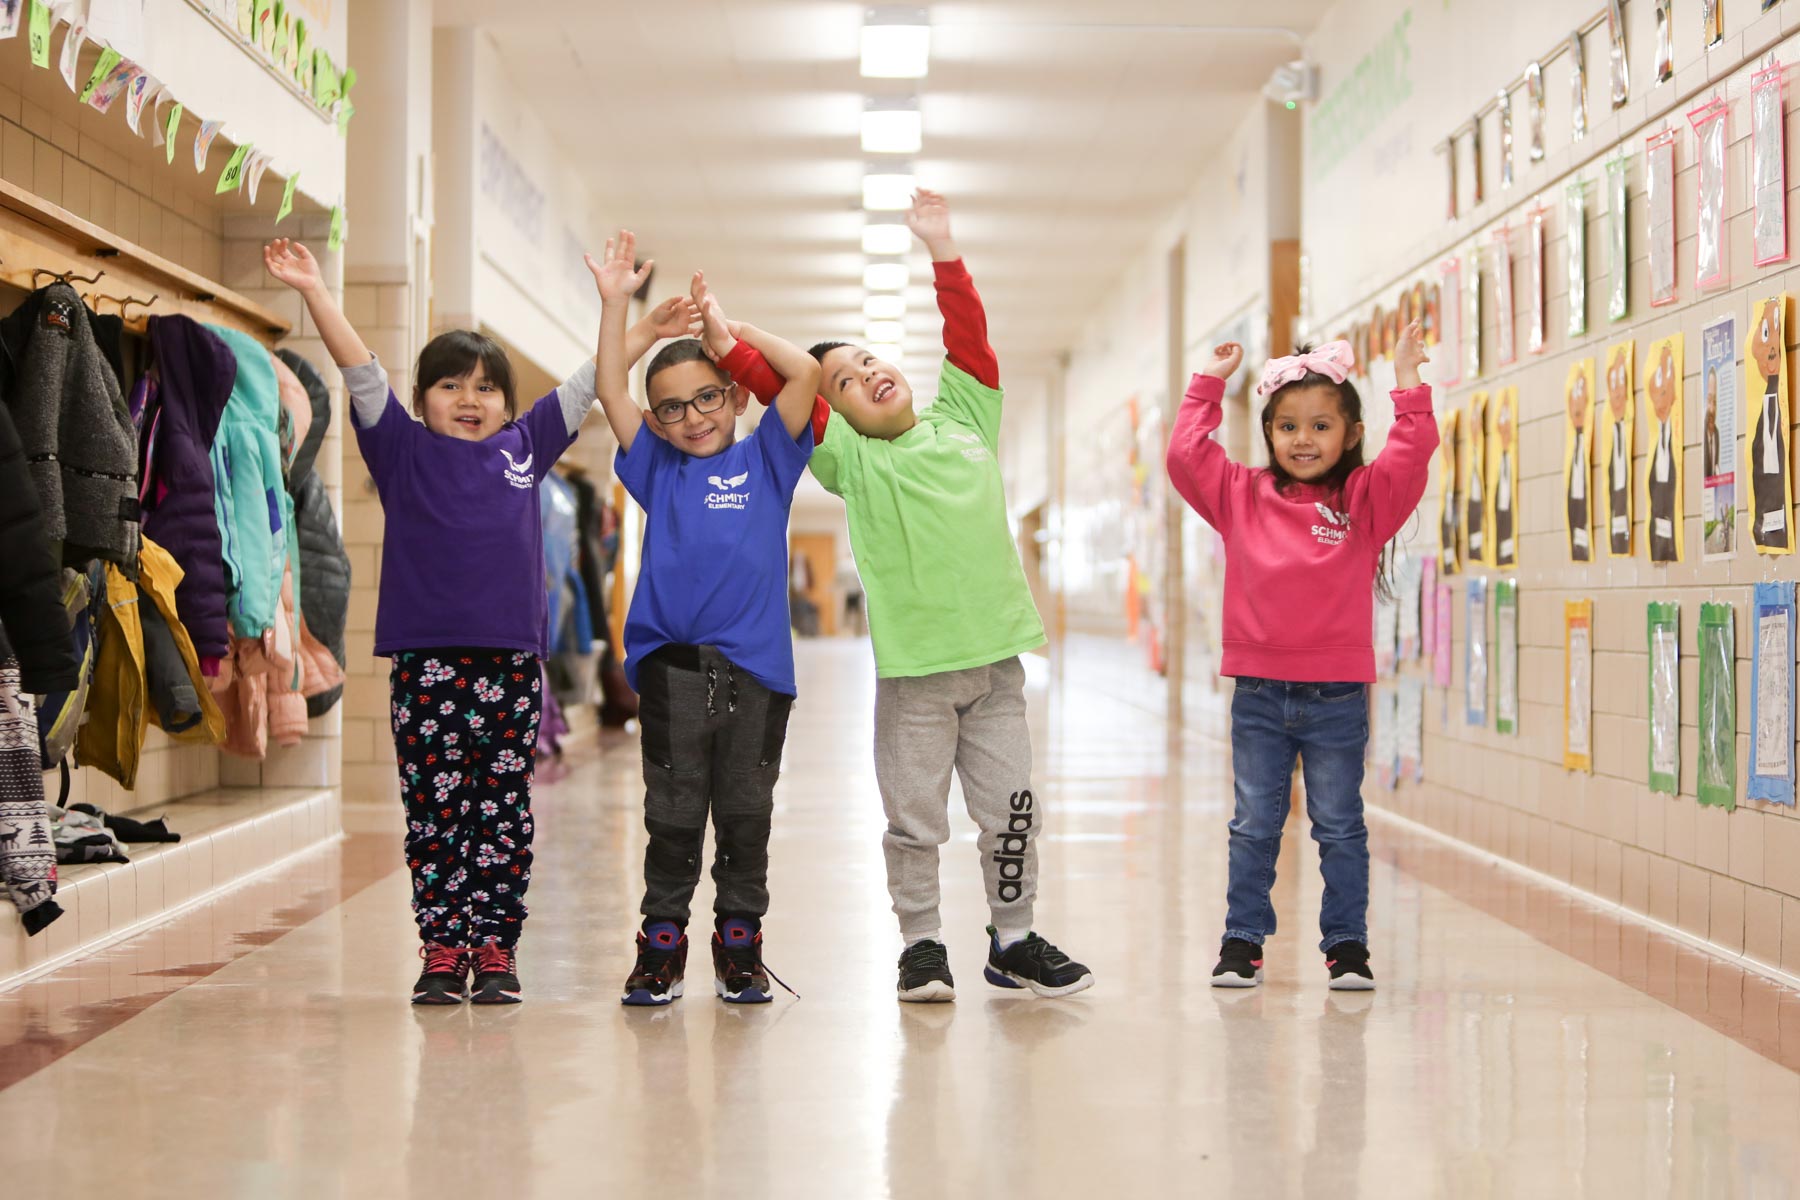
[1165,374,1438,684]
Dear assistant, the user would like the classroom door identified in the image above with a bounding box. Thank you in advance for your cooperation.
[789,533,837,637]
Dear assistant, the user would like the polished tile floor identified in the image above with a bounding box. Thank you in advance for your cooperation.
[3,637,1800,1198]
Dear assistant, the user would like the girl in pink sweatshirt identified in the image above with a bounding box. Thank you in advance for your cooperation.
[1166,323,1436,992]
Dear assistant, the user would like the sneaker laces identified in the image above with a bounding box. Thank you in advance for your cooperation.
[472,940,514,975]
[420,943,466,976]
[901,939,950,973]
[719,937,800,1000]
[1012,936,1071,969]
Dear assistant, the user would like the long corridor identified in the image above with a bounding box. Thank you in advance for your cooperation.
[1,639,1798,1197]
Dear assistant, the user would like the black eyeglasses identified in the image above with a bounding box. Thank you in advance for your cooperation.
[651,385,734,426]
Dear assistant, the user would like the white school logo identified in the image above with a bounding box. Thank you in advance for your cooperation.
[945,431,990,463]
[706,470,750,511]
[1311,503,1349,546]
[500,448,533,490]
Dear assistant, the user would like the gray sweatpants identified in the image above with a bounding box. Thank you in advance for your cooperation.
[873,656,1037,945]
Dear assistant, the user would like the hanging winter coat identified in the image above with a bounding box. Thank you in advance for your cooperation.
[0,660,60,935]
[139,315,236,665]
[277,349,349,716]
[215,558,303,760]
[0,283,140,571]
[207,325,287,640]
[0,400,77,695]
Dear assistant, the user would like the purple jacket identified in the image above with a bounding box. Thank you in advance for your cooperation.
[140,316,236,663]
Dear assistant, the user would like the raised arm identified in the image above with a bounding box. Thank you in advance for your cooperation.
[1351,322,1440,542]
[265,239,385,426]
[1165,342,1248,537]
[909,189,999,388]
[584,231,655,454]
[691,272,818,439]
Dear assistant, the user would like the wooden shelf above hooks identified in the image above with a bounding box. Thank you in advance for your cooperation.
[0,178,291,341]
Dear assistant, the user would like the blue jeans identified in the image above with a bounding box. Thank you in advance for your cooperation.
[1224,677,1370,953]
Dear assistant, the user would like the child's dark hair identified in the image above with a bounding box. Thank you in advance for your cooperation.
[414,330,517,419]
[644,338,726,392]
[1259,350,1399,601]
[808,340,852,364]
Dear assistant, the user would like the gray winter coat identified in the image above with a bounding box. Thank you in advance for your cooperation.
[276,350,349,716]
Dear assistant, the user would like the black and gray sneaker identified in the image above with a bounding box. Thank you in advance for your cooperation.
[1211,938,1264,988]
[897,939,956,1003]
[1326,940,1376,991]
[412,942,469,1005]
[713,919,801,1004]
[622,922,688,1007]
[983,927,1094,998]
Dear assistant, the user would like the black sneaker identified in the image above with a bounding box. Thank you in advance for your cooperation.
[1211,938,1264,988]
[622,922,687,1006]
[896,939,955,1003]
[470,940,522,1004]
[412,942,469,1005]
[1326,940,1376,991]
[983,927,1094,998]
[713,919,772,1004]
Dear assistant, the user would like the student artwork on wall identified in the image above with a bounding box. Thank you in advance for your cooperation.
[1566,358,1597,561]
[1465,246,1483,382]
[1750,582,1797,805]
[1689,98,1728,291]
[1643,334,1685,563]
[1490,387,1520,567]
[1607,151,1631,321]
[1496,580,1519,736]
[1439,257,1464,385]
[1528,204,1547,354]
[1438,410,1462,575]
[1467,579,1489,727]
[1567,180,1589,338]
[1466,393,1491,566]
[1565,599,1593,772]
[1570,31,1588,142]
[1498,89,1515,190]
[1701,315,1738,561]
[1434,582,1454,688]
[1654,0,1674,83]
[1603,341,1637,557]
[1647,128,1679,307]
[1752,63,1788,266]
[1607,0,1629,108]
[1399,679,1425,783]
[1421,555,1438,661]
[1398,554,1423,661]
[1375,593,1399,679]
[1747,294,1794,554]
[1526,60,1547,163]
[1648,601,1680,796]
[1494,226,1517,365]
[1699,601,1737,809]
[1704,0,1724,47]
[1374,686,1399,790]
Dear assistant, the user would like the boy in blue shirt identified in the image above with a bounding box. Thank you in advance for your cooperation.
[588,232,821,1005]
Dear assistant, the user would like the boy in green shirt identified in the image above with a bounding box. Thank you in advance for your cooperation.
[716,191,1092,1001]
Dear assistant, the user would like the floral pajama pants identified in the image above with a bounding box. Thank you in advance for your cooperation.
[390,650,541,949]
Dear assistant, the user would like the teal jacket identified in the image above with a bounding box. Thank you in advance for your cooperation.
[207,325,288,639]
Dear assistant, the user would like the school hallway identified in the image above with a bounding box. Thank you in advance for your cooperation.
[0,636,1790,1198]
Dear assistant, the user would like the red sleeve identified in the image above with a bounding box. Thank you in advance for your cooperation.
[933,259,999,389]
[1164,373,1242,537]
[1348,385,1440,545]
[719,340,830,444]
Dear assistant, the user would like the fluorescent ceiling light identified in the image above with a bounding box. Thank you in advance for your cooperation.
[866,319,906,343]
[865,342,905,362]
[861,7,930,78]
[862,103,922,154]
[864,261,911,291]
[864,294,907,319]
[863,170,916,211]
[862,221,912,255]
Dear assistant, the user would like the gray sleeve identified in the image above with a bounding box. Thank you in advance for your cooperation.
[341,355,391,429]
[556,358,598,436]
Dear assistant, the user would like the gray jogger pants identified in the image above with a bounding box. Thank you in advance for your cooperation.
[873,656,1037,944]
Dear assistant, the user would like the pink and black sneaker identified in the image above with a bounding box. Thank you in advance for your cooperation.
[412,942,470,1005]
[471,939,523,1004]
[1326,940,1375,991]
[1211,938,1264,988]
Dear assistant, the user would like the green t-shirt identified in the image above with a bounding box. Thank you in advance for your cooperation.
[811,361,1046,678]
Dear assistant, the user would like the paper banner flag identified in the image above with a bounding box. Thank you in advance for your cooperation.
[277,171,298,223]
[163,102,183,164]
[327,204,344,251]
[81,52,136,114]
[0,0,19,39]
[246,152,272,204]
[336,98,355,137]
[58,15,86,91]
[194,119,223,173]
[124,73,157,134]
[28,0,50,68]
[216,143,251,194]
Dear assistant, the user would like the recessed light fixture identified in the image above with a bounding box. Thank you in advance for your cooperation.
[864,294,907,319]
[863,168,917,211]
[862,220,912,255]
[862,96,922,154]
[865,341,905,362]
[863,260,911,291]
[861,6,930,79]
[866,319,906,343]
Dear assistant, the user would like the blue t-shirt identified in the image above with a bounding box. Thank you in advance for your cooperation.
[616,412,814,696]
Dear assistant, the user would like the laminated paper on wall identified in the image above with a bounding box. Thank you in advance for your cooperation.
[1435,582,1455,689]
[1570,30,1589,142]
[1526,61,1546,162]
[1399,679,1425,783]
[1703,0,1723,47]
[1643,333,1685,563]
[1439,257,1464,386]
[1496,580,1519,735]
[1753,63,1789,266]
[1465,246,1483,382]
[1647,601,1680,795]
[1488,387,1520,567]
[1654,0,1675,83]
[1498,89,1515,190]
[1375,593,1399,679]
[1494,226,1516,365]
[1466,393,1492,566]
[1608,0,1630,108]
[1438,408,1462,575]
[1749,581,1797,804]
[1467,579,1489,728]
[1374,686,1399,790]
[1602,341,1637,558]
[1698,601,1737,808]
[1564,599,1593,773]
[1606,152,1631,321]
[1566,358,1598,562]
[1528,204,1547,355]
[1566,180,1589,337]
[1746,294,1794,554]
[1688,99,1728,290]
[1421,555,1438,659]
[1646,128,1678,307]
[1701,315,1739,560]
[1398,555,1423,661]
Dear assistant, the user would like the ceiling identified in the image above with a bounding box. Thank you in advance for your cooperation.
[435,0,1335,394]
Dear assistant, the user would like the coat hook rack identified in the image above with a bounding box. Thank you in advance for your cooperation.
[32,267,105,287]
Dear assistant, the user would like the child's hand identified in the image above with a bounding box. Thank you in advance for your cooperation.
[690,270,738,362]
[1201,342,1244,380]
[1394,320,1429,389]
[906,188,956,259]
[264,239,324,295]
[585,231,653,305]
[644,296,698,341]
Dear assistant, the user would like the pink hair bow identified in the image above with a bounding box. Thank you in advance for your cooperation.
[1255,340,1356,396]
